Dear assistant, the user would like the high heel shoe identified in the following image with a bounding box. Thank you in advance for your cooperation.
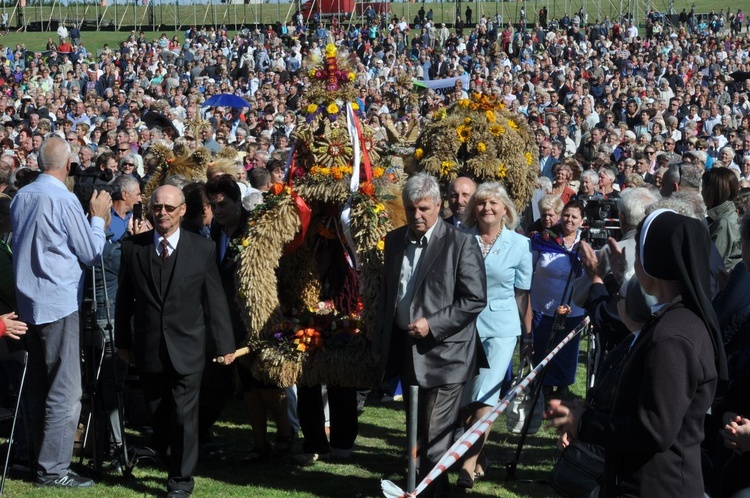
[456,469,474,489]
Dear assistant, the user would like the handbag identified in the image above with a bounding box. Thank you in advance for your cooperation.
[549,440,605,498]
[506,357,544,435]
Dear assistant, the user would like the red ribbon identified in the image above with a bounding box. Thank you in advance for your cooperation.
[284,149,312,255]
[350,108,373,183]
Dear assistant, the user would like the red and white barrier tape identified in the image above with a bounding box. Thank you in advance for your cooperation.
[381,316,590,497]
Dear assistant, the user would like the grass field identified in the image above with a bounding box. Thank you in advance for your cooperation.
[0,0,738,42]
[1,337,595,497]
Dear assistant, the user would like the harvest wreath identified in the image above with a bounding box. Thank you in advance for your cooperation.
[233,44,405,388]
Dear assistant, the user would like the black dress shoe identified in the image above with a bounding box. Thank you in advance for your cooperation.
[166,490,191,497]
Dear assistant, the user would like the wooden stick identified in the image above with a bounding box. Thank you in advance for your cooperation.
[213,345,251,363]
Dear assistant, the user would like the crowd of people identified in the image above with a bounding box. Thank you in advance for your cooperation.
[2,4,750,497]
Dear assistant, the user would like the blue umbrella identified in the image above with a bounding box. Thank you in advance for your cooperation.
[202,94,251,109]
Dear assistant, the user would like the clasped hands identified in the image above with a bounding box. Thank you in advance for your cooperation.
[722,411,750,455]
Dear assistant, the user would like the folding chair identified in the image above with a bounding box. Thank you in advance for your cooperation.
[0,345,28,494]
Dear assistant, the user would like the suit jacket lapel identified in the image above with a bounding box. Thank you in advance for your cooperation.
[386,228,408,314]
[413,219,447,294]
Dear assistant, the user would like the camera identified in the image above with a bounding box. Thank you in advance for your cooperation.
[581,198,621,249]
[69,163,121,211]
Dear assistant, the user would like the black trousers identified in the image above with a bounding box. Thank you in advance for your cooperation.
[297,384,358,454]
[198,359,235,442]
[403,383,464,498]
[140,369,202,494]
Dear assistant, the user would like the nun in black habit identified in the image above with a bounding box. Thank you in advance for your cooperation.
[546,209,728,497]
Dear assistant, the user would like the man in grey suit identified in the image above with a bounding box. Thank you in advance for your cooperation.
[376,173,487,497]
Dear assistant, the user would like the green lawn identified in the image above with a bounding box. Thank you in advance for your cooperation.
[2,335,595,497]
[0,0,740,41]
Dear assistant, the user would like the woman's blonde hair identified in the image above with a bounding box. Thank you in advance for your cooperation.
[463,182,518,230]
[538,194,565,214]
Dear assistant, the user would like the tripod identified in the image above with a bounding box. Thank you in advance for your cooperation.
[506,244,581,481]
[79,260,131,477]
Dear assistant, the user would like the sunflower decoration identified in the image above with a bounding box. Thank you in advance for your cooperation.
[234,41,406,388]
[408,92,538,212]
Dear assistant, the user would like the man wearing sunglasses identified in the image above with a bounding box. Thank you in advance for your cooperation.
[115,185,235,498]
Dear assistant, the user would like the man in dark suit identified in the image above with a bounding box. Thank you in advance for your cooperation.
[115,185,235,498]
[444,176,476,229]
[376,173,487,497]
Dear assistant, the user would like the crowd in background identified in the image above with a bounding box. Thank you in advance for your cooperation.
[4,5,750,496]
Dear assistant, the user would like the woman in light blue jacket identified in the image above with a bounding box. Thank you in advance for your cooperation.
[457,182,533,488]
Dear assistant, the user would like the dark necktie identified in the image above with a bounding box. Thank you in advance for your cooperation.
[160,239,170,261]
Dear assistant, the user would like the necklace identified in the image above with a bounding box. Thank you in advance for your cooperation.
[479,230,501,258]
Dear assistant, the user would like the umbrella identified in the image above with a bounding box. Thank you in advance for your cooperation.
[202,93,251,109]
[142,112,180,137]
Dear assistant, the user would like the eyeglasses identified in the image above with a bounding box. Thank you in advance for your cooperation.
[152,203,183,213]
[118,147,130,152]
[122,162,135,167]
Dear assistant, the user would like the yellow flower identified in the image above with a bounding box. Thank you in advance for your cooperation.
[325,43,337,58]
[434,109,446,121]
[457,99,470,107]
[496,163,507,179]
[320,167,331,176]
[414,148,424,160]
[472,92,482,101]
[331,166,343,180]
[440,160,456,177]
[307,103,318,114]
[373,166,384,178]
[308,69,316,78]
[327,103,339,114]
[310,166,320,175]
[456,124,471,143]
[490,124,505,137]
[351,102,359,110]
[464,117,472,125]
[374,203,385,214]
[485,110,496,123]
[348,72,356,81]
[508,119,519,130]
[525,152,533,165]
[477,142,487,153]
[376,240,385,251]
[241,238,250,247]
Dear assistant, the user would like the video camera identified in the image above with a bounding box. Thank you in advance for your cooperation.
[580,198,621,249]
[69,163,121,211]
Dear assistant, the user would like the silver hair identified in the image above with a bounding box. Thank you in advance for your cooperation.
[402,172,441,205]
[597,167,616,183]
[618,186,661,229]
[112,173,140,194]
[646,191,706,219]
[38,136,71,172]
[581,169,599,191]
[162,174,190,190]
[719,145,736,162]
[537,176,553,194]
[663,163,702,191]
